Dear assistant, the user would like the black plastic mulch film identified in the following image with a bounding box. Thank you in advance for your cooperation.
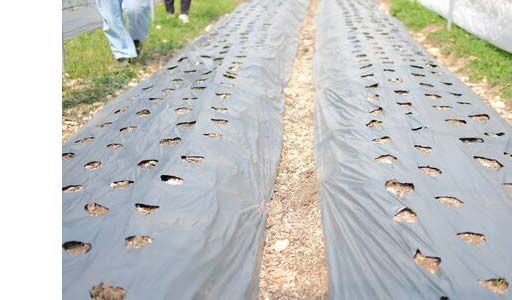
[62,0,308,298]
[314,0,512,299]
[63,3,103,40]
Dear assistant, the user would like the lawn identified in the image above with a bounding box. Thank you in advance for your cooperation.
[63,0,238,109]
[390,0,512,100]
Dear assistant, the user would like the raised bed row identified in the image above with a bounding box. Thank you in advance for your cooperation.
[314,0,512,298]
[62,0,308,298]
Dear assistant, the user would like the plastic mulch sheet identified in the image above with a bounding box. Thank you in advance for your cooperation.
[62,0,308,298]
[314,0,512,298]
[63,3,103,40]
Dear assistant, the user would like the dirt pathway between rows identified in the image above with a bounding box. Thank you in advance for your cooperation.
[258,1,328,299]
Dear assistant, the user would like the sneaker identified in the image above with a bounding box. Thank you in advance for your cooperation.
[179,14,189,24]
[116,58,130,66]
[133,40,143,56]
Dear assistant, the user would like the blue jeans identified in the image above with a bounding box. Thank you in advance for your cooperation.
[96,0,150,59]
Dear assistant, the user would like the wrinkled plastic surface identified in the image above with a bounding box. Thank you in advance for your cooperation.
[63,2,102,40]
[63,0,93,10]
[314,0,512,298]
[419,0,512,53]
[62,0,308,298]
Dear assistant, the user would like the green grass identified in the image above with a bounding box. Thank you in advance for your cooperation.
[390,0,512,100]
[63,0,238,109]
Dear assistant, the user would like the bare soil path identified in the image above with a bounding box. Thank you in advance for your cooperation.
[258,1,328,299]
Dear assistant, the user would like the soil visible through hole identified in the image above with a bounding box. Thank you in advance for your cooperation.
[258,1,328,299]
[90,282,126,300]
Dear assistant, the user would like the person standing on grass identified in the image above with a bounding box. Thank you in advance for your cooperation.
[96,0,150,63]
[163,0,192,23]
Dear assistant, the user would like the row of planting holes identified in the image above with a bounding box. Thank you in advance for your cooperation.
[341,0,509,295]
[62,3,277,297]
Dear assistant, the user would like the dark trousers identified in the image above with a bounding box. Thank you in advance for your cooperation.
[164,0,191,15]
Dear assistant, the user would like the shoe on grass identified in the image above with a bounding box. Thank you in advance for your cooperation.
[133,40,143,56]
[116,58,130,66]
[179,14,189,24]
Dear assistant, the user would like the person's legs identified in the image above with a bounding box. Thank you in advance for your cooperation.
[96,0,137,59]
[123,0,150,43]
[163,0,175,14]
[180,0,191,15]
[178,0,191,23]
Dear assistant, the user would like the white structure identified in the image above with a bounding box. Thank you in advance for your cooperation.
[419,0,512,53]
